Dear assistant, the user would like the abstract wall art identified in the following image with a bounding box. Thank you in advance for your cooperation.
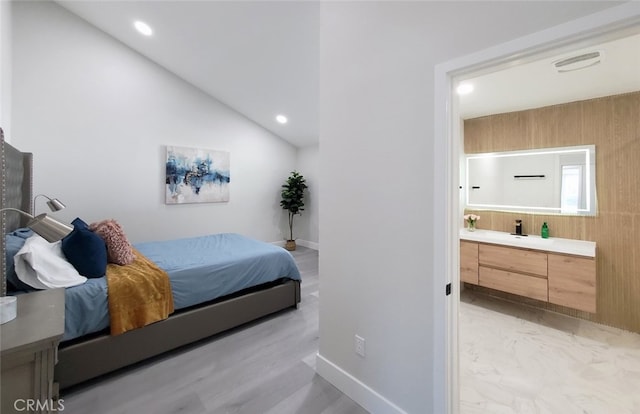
[165,146,230,204]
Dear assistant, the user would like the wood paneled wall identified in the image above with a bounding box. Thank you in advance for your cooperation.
[464,91,640,333]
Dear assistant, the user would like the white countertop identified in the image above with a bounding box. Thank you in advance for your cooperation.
[459,229,596,257]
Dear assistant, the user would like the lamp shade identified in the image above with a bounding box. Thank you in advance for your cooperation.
[46,198,66,212]
[33,194,66,213]
[0,208,72,242]
[27,214,73,242]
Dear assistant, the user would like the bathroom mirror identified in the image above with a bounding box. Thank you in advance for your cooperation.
[465,145,597,216]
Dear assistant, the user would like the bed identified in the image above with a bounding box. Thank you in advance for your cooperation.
[1,131,301,390]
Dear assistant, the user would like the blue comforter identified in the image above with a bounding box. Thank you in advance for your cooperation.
[63,233,301,341]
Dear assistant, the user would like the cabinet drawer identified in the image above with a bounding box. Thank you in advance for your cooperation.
[479,266,548,302]
[548,254,596,313]
[460,241,479,284]
[479,244,547,277]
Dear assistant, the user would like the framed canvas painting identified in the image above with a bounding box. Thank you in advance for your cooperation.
[165,146,230,204]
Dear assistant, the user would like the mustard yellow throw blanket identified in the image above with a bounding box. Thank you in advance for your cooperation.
[106,248,174,335]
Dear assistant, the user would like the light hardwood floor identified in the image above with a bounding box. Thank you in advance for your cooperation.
[61,246,368,414]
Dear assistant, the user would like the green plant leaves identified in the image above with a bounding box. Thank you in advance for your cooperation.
[280,171,308,214]
[280,171,308,240]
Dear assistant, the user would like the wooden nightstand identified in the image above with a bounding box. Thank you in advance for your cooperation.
[1,289,65,414]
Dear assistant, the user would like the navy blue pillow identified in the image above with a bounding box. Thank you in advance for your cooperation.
[61,218,107,278]
[5,228,36,292]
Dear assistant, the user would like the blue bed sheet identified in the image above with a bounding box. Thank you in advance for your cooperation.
[63,233,301,341]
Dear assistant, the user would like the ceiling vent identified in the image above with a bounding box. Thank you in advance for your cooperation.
[553,51,603,73]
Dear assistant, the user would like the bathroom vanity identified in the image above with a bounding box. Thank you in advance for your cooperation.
[460,229,596,313]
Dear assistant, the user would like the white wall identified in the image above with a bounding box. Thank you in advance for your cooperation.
[294,144,319,246]
[11,1,297,243]
[0,0,11,141]
[318,2,621,413]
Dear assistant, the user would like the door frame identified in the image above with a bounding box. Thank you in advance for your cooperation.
[433,3,640,413]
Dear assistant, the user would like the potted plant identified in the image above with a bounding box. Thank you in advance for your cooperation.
[280,171,308,251]
[464,214,480,232]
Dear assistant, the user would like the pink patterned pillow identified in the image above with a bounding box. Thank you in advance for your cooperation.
[89,219,135,265]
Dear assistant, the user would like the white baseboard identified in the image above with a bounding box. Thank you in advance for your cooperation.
[270,239,319,250]
[315,353,407,414]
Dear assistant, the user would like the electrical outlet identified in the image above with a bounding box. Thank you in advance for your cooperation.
[355,335,365,357]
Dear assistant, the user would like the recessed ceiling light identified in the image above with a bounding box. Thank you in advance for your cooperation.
[276,115,288,124]
[456,83,474,95]
[134,20,153,36]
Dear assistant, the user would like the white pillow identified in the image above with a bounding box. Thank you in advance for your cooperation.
[14,235,87,289]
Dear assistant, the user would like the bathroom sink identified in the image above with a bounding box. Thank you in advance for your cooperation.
[460,228,595,257]
[511,235,555,246]
[462,229,554,247]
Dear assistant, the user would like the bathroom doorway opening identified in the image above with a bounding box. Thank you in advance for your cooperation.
[434,6,640,413]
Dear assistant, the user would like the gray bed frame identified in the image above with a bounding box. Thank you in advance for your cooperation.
[1,130,300,390]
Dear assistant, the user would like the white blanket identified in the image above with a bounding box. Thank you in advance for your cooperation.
[14,235,87,289]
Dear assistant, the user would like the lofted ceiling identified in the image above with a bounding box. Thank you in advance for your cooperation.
[56,0,319,148]
[54,2,638,147]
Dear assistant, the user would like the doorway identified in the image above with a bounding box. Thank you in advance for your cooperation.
[434,5,640,413]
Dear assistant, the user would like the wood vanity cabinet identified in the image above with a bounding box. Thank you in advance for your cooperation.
[548,253,596,313]
[478,244,548,302]
[460,241,479,284]
[479,266,549,302]
[460,240,596,313]
[478,244,547,277]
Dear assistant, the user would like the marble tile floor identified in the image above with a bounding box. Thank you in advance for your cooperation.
[460,290,640,414]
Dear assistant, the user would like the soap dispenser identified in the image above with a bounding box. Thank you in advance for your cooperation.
[541,222,549,239]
